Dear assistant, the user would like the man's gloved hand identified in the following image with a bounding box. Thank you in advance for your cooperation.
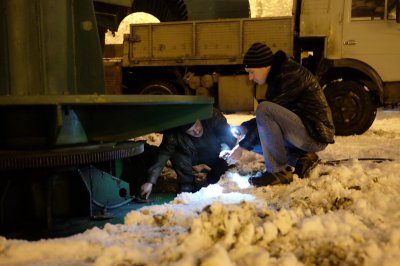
[140,182,153,199]
[219,149,231,160]
[220,145,244,165]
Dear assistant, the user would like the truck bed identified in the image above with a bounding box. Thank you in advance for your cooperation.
[123,17,293,67]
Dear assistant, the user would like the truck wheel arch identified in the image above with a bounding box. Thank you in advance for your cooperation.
[317,58,384,135]
[319,58,384,104]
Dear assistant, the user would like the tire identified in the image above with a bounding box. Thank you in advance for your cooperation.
[131,0,188,22]
[140,81,178,95]
[324,80,377,136]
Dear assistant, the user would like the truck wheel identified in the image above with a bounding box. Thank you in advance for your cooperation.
[324,80,377,136]
[140,81,178,95]
[132,0,188,21]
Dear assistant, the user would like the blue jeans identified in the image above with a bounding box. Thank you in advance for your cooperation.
[253,101,327,172]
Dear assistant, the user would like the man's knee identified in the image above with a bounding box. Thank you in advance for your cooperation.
[207,159,229,184]
[255,101,270,118]
[171,151,192,165]
[256,101,277,126]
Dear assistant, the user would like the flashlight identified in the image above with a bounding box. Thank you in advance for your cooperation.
[231,126,241,138]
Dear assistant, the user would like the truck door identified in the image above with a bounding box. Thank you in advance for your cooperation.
[342,0,400,82]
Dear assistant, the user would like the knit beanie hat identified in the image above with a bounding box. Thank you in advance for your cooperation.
[179,121,196,132]
[243,42,274,68]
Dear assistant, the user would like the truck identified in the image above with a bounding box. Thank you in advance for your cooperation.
[103,0,400,136]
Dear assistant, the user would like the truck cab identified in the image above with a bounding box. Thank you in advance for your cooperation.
[299,0,400,135]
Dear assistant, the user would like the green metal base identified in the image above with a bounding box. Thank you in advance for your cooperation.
[0,162,176,240]
[46,193,176,238]
[0,95,213,148]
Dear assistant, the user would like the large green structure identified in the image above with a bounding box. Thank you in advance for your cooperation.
[0,0,213,238]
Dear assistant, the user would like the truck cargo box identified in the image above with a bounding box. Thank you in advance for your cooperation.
[123,17,293,67]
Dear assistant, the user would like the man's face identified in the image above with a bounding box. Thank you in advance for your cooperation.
[245,66,271,85]
[185,120,203,137]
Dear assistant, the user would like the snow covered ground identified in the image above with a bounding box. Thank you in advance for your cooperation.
[1,107,400,266]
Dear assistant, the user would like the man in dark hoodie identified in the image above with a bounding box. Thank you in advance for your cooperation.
[140,108,237,199]
[225,42,335,187]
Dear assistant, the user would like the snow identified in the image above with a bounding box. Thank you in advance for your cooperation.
[1,107,400,266]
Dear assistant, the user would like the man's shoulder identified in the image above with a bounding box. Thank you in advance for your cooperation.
[274,50,287,61]
[162,130,180,143]
[205,108,226,123]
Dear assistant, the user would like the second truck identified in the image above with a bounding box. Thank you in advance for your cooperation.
[104,0,400,136]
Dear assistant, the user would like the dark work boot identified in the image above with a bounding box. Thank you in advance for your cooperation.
[249,166,293,187]
[294,152,319,179]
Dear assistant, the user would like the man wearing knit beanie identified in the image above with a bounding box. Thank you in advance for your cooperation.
[140,108,237,199]
[223,42,335,187]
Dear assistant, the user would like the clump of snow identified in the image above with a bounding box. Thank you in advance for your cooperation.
[174,184,255,205]
[132,133,163,146]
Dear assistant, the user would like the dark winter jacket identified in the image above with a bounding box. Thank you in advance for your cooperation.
[239,50,335,150]
[147,108,236,184]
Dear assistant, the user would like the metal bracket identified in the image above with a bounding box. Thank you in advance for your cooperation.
[79,165,132,220]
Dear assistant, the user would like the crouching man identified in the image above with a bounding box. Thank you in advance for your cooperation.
[225,42,335,186]
[140,108,237,199]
